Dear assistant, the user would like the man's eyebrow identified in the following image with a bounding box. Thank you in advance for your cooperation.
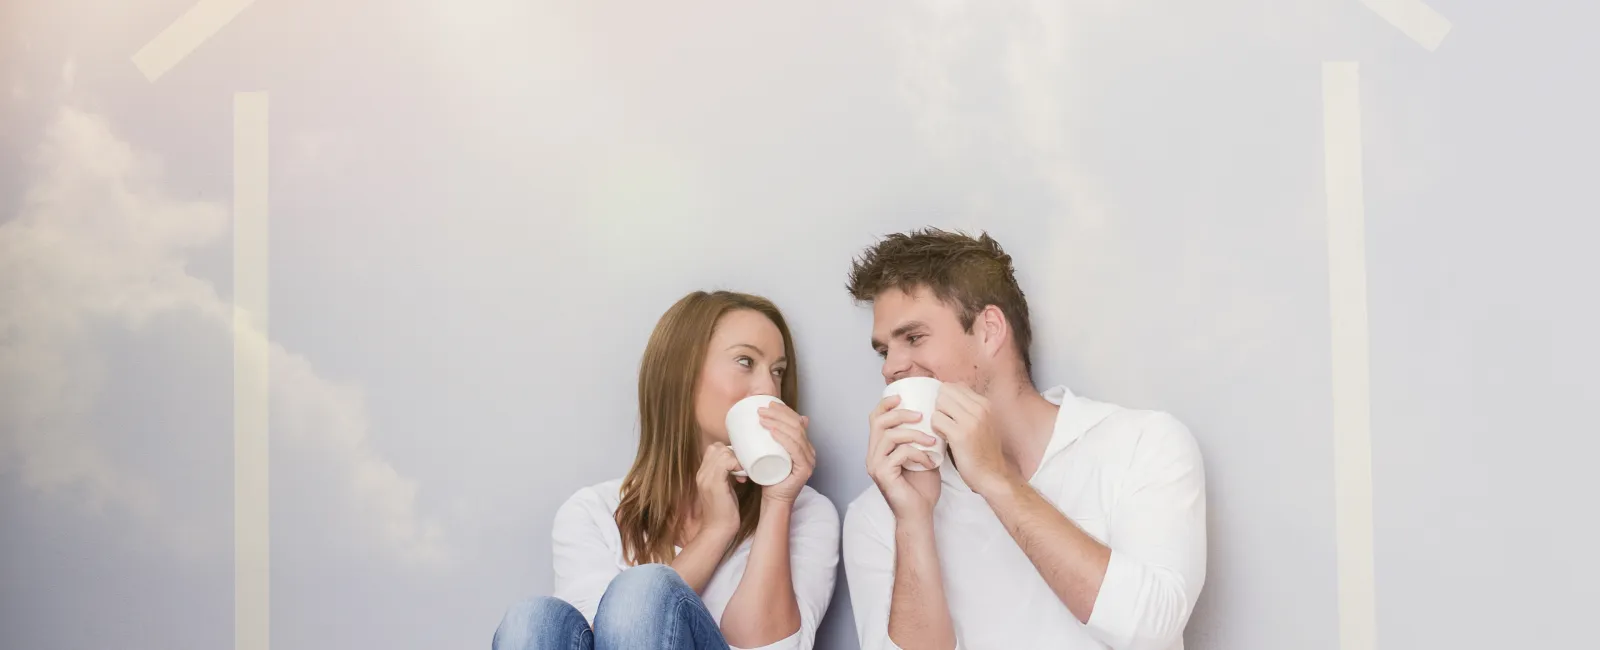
[871,321,927,352]
[891,321,927,339]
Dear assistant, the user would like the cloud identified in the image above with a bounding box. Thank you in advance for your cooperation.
[889,0,1333,408]
[890,0,1149,394]
[0,106,447,567]
[891,0,1120,226]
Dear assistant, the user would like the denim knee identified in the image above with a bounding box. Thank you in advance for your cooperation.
[493,596,591,650]
[593,564,692,639]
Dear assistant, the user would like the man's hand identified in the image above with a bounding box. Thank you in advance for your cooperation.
[933,383,1016,495]
[866,394,943,522]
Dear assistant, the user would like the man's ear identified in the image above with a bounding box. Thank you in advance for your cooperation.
[977,304,1009,360]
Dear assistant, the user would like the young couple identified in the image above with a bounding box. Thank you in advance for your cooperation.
[493,228,1208,650]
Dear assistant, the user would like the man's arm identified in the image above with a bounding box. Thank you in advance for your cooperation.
[844,497,958,650]
[851,396,960,650]
[974,413,1208,650]
[979,479,1111,620]
[888,514,957,648]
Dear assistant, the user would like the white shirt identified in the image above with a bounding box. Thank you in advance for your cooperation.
[843,386,1208,650]
[550,478,842,650]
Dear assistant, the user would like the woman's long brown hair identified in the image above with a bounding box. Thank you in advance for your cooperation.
[614,290,800,566]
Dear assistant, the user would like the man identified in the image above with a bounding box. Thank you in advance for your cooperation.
[841,228,1207,650]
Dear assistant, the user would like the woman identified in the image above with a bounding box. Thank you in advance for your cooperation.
[493,291,840,650]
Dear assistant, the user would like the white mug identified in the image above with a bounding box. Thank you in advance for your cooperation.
[881,377,945,471]
[723,395,794,486]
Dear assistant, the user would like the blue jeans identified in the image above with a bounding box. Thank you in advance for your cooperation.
[494,564,730,650]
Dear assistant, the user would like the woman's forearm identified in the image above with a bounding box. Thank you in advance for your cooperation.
[670,523,737,594]
[719,498,802,647]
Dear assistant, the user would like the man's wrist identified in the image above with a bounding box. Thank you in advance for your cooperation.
[892,509,937,535]
[972,469,1027,503]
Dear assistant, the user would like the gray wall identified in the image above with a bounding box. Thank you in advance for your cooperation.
[3,0,1597,648]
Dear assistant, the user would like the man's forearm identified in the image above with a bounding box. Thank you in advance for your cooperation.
[980,477,1111,623]
[720,498,801,646]
[888,516,956,649]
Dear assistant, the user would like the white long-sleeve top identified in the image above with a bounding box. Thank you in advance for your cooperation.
[550,478,841,650]
[843,385,1208,650]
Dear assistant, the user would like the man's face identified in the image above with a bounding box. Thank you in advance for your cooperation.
[870,285,983,387]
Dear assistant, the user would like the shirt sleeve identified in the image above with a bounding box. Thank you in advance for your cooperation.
[1083,412,1209,650]
[729,487,843,650]
[549,487,624,625]
[842,496,965,650]
[843,496,900,650]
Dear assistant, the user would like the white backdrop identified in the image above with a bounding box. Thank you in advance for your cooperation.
[3,1,1597,648]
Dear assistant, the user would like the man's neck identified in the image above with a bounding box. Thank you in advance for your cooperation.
[986,377,1059,482]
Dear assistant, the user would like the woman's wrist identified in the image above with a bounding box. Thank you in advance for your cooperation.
[759,495,795,518]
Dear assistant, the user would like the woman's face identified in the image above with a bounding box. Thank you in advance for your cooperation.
[694,309,788,446]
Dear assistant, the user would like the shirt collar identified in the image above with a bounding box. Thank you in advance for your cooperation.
[939,384,1119,490]
[1039,384,1120,464]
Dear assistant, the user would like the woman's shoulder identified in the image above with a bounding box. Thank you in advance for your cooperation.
[789,485,842,526]
[557,477,626,517]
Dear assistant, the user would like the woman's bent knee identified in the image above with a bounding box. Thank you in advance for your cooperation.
[494,597,590,650]
[593,564,693,637]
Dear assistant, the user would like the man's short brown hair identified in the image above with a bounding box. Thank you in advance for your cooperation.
[846,227,1034,379]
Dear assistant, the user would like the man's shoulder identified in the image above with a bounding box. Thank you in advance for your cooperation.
[842,484,892,538]
[1083,398,1205,464]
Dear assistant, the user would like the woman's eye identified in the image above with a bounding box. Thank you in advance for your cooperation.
[772,367,786,377]
[737,357,753,368]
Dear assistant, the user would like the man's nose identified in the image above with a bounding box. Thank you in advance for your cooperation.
[882,350,913,384]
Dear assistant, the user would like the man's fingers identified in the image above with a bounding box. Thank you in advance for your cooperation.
[867,395,902,449]
[873,408,924,433]
[882,427,940,449]
[881,443,934,475]
[931,410,963,441]
[869,407,919,452]
[935,391,974,425]
[871,426,939,468]
[944,384,988,415]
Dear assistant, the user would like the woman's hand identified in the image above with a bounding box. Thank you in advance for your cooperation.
[757,402,816,504]
[696,442,745,536]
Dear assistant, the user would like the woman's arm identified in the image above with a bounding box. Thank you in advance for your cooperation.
[720,404,839,650]
[671,520,738,594]
[719,497,801,645]
[720,489,842,650]
[673,442,747,593]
